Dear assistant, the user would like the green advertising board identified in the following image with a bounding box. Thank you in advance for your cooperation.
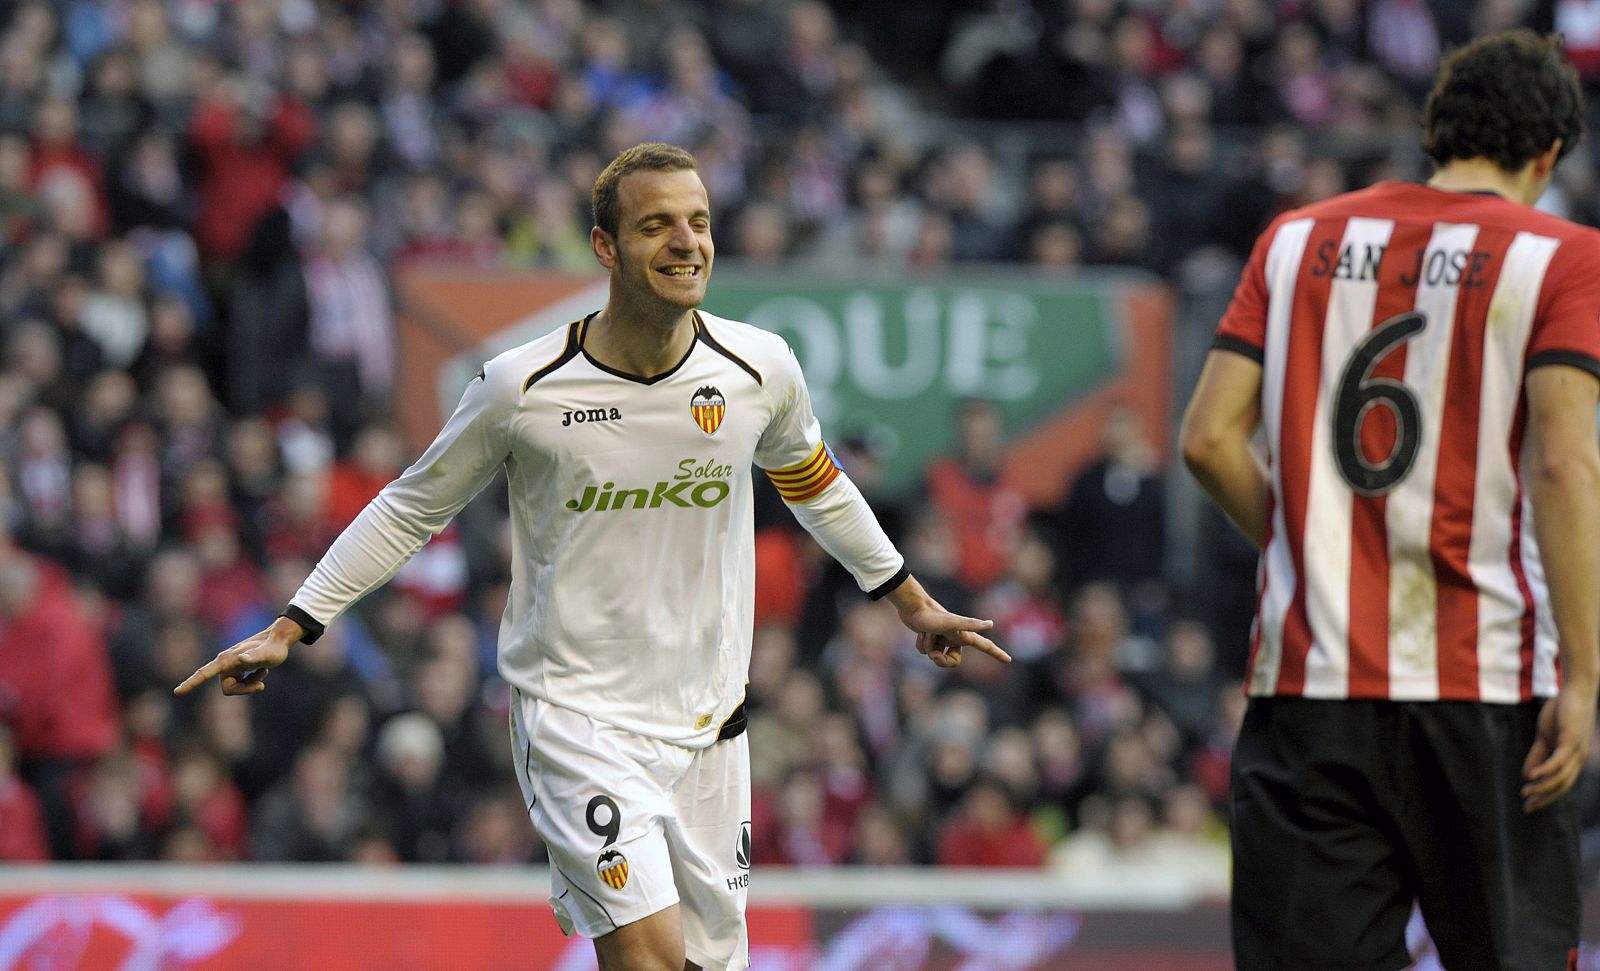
[699,274,1124,492]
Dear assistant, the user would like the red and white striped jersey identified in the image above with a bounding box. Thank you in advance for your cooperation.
[1215,182,1600,702]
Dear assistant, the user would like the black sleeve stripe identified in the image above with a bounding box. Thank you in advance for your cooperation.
[1527,349,1600,382]
[281,604,326,644]
[523,319,586,392]
[693,312,763,386]
[1212,334,1265,363]
[866,565,911,601]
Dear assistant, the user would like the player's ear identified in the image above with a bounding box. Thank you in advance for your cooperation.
[1536,138,1563,178]
[591,226,618,270]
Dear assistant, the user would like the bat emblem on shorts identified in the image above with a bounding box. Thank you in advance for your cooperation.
[596,848,630,890]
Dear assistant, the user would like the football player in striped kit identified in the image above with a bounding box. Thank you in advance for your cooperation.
[1182,31,1600,971]
[177,143,1009,971]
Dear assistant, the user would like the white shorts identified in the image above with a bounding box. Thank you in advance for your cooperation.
[509,690,751,971]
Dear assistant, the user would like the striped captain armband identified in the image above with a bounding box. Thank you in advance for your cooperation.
[766,441,842,503]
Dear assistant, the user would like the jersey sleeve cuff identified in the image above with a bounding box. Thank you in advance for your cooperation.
[866,565,911,601]
[1526,349,1600,382]
[281,604,326,644]
[1212,334,1265,363]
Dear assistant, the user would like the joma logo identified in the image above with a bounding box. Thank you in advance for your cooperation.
[563,407,621,426]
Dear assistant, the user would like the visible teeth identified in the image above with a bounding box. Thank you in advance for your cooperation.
[663,267,696,276]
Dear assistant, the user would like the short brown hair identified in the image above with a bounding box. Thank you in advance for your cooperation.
[591,143,698,239]
[1422,30,1584,172]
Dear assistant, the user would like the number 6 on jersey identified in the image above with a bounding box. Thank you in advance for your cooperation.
[1332,310,1428,496]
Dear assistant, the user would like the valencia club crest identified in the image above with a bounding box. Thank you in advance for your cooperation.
[597,848,630,890]
[691,385,725,436]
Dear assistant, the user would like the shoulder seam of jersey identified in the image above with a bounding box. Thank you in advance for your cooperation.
[693,311,763,386]
[523,319,584,392]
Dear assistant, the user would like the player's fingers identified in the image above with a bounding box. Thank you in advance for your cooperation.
[956,630,1011,663]
[927,612,995,633]
[1522,750,1579,809]
[1524,735,1575,782]
[223,665,269,688]
[1523,766,1578,812]
[174,656,232,695]
[1522,759,1569,796]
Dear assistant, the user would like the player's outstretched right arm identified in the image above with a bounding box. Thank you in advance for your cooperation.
[174,364,514,696]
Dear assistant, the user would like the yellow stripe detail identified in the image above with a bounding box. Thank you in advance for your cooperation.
[781,466,841,502]
[769,443,841,502]
[769,443,829,480]
[775,462,835,492]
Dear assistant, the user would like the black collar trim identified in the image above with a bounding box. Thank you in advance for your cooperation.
[579,313,698,386]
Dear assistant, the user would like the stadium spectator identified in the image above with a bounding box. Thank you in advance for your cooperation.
[326,421,407,530]
[753,767,854,866]
[934,776,1046,867]
[251,742,368,862]
[922,398,1028,592]
[368,711,460,863]
[454,787,546,865]
[1050,406,1166,594]
[300,194,394,435]
[72,746,169,861]
[0,551,120,766]
[188,75,315,269]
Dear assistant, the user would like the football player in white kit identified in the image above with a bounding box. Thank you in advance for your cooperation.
[177,143,1010,971]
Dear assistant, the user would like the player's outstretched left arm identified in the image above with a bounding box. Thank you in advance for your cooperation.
[884,574,1010,668]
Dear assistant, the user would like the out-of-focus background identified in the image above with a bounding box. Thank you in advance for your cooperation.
[2,0,1600,968]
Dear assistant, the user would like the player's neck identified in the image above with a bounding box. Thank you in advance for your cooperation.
[1427,158,1541,206]
[585,305,697,378]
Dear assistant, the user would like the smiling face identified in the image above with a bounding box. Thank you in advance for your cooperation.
[593,167,714,318]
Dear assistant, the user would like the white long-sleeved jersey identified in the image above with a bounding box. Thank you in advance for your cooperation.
[286,310,906,746]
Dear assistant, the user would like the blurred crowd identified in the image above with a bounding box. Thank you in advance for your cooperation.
[2,0,1600,888]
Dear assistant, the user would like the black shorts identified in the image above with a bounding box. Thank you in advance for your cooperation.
[1230,697,1579,971]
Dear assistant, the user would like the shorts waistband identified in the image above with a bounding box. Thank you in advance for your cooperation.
[716,700,747,742]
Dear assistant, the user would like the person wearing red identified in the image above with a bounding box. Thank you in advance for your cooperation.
[922,398,1028,592]
[188,79,315,264]
[0,548,121,859]
[934,776,1045,867]
[28,96,108,239]
[1183,31,1600,970]
[0,552,120,764]
[325,422,406,530]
